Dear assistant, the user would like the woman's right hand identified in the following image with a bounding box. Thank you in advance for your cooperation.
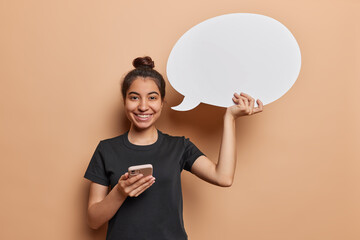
[116,172,155,198]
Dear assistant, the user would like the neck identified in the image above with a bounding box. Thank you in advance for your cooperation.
[128,125,158,145]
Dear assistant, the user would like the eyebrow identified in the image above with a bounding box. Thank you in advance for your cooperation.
[128,91,159,96]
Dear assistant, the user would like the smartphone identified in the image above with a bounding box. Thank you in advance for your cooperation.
[128,164,153,178]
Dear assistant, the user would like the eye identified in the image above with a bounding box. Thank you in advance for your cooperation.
[149,95,158,100]
[129,95,139,100]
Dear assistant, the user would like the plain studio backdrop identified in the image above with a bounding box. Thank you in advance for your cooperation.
[0,0,359,239]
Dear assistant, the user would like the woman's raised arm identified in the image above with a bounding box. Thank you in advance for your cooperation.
[190,92,263,187]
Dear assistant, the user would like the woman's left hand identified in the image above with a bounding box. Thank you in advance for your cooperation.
[226,92,263,119]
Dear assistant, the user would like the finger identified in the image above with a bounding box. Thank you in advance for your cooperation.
[248,98,255,114]
[118,173,129,185]
[239,96,249,107]
[127,175,154,192]
[233,94,242,105]
[236,97,245,107]
[119,173,127,180]
[240,92,254,101]
[240,93,255,114]
[126,173,144,185]
[233,93,246,106]
[135,181,155,197]
[133,179,156,197]
[253,99,264,114]
[232,97,240,104]
[128,176,155,197]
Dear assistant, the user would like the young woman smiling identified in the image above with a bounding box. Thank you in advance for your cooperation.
[84,56,263,240]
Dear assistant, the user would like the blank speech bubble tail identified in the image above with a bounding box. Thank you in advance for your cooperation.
[171,97,201,111]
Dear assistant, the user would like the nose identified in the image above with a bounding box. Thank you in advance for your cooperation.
[138,99,149,112]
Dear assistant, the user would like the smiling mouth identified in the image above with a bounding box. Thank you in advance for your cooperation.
[134,113,153,121]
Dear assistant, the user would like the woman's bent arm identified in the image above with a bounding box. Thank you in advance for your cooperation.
[87,173,155,229]
[87,182,126,229]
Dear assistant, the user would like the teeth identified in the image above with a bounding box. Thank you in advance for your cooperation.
[137,114,151,118]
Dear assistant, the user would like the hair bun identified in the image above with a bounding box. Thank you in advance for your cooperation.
[132,56,155,69]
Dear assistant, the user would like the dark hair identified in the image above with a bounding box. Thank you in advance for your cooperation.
[121,56,166,100]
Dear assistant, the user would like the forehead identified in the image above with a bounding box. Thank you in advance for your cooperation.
[127,77,160,94]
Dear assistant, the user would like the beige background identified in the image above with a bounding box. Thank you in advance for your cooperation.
[1,0,359,239]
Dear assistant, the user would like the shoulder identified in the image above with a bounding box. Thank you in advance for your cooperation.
[97,132,126,148]
[159,130,185,141]
[158,130,193,146]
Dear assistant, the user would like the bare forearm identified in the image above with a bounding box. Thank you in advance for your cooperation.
[87,184,126,229]
[216,111,237,186]
[191,93,262,187]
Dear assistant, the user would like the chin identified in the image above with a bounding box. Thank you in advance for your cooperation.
[130,118,157,131]
[132,123,153,130]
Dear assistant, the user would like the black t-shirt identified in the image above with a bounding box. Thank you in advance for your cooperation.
[84,130,204,240]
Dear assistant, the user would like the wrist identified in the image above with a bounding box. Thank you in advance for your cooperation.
[115,184,128,199]
[224,110,235,122]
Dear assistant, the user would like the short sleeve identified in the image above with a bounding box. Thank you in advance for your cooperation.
[181,138,204,172]
[84,141,110,186]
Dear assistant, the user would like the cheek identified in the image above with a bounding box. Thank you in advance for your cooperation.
[124,101,136,110]
[124,104,136,120]
[153,102,163,113]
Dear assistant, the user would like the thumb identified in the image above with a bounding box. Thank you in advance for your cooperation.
[120,172,129,181]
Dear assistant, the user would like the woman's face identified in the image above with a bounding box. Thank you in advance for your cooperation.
[124,77,163,131]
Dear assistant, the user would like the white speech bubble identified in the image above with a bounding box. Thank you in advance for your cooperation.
[167,13,301,111]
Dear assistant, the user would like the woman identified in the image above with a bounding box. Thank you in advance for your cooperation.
[84,56,263,240]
